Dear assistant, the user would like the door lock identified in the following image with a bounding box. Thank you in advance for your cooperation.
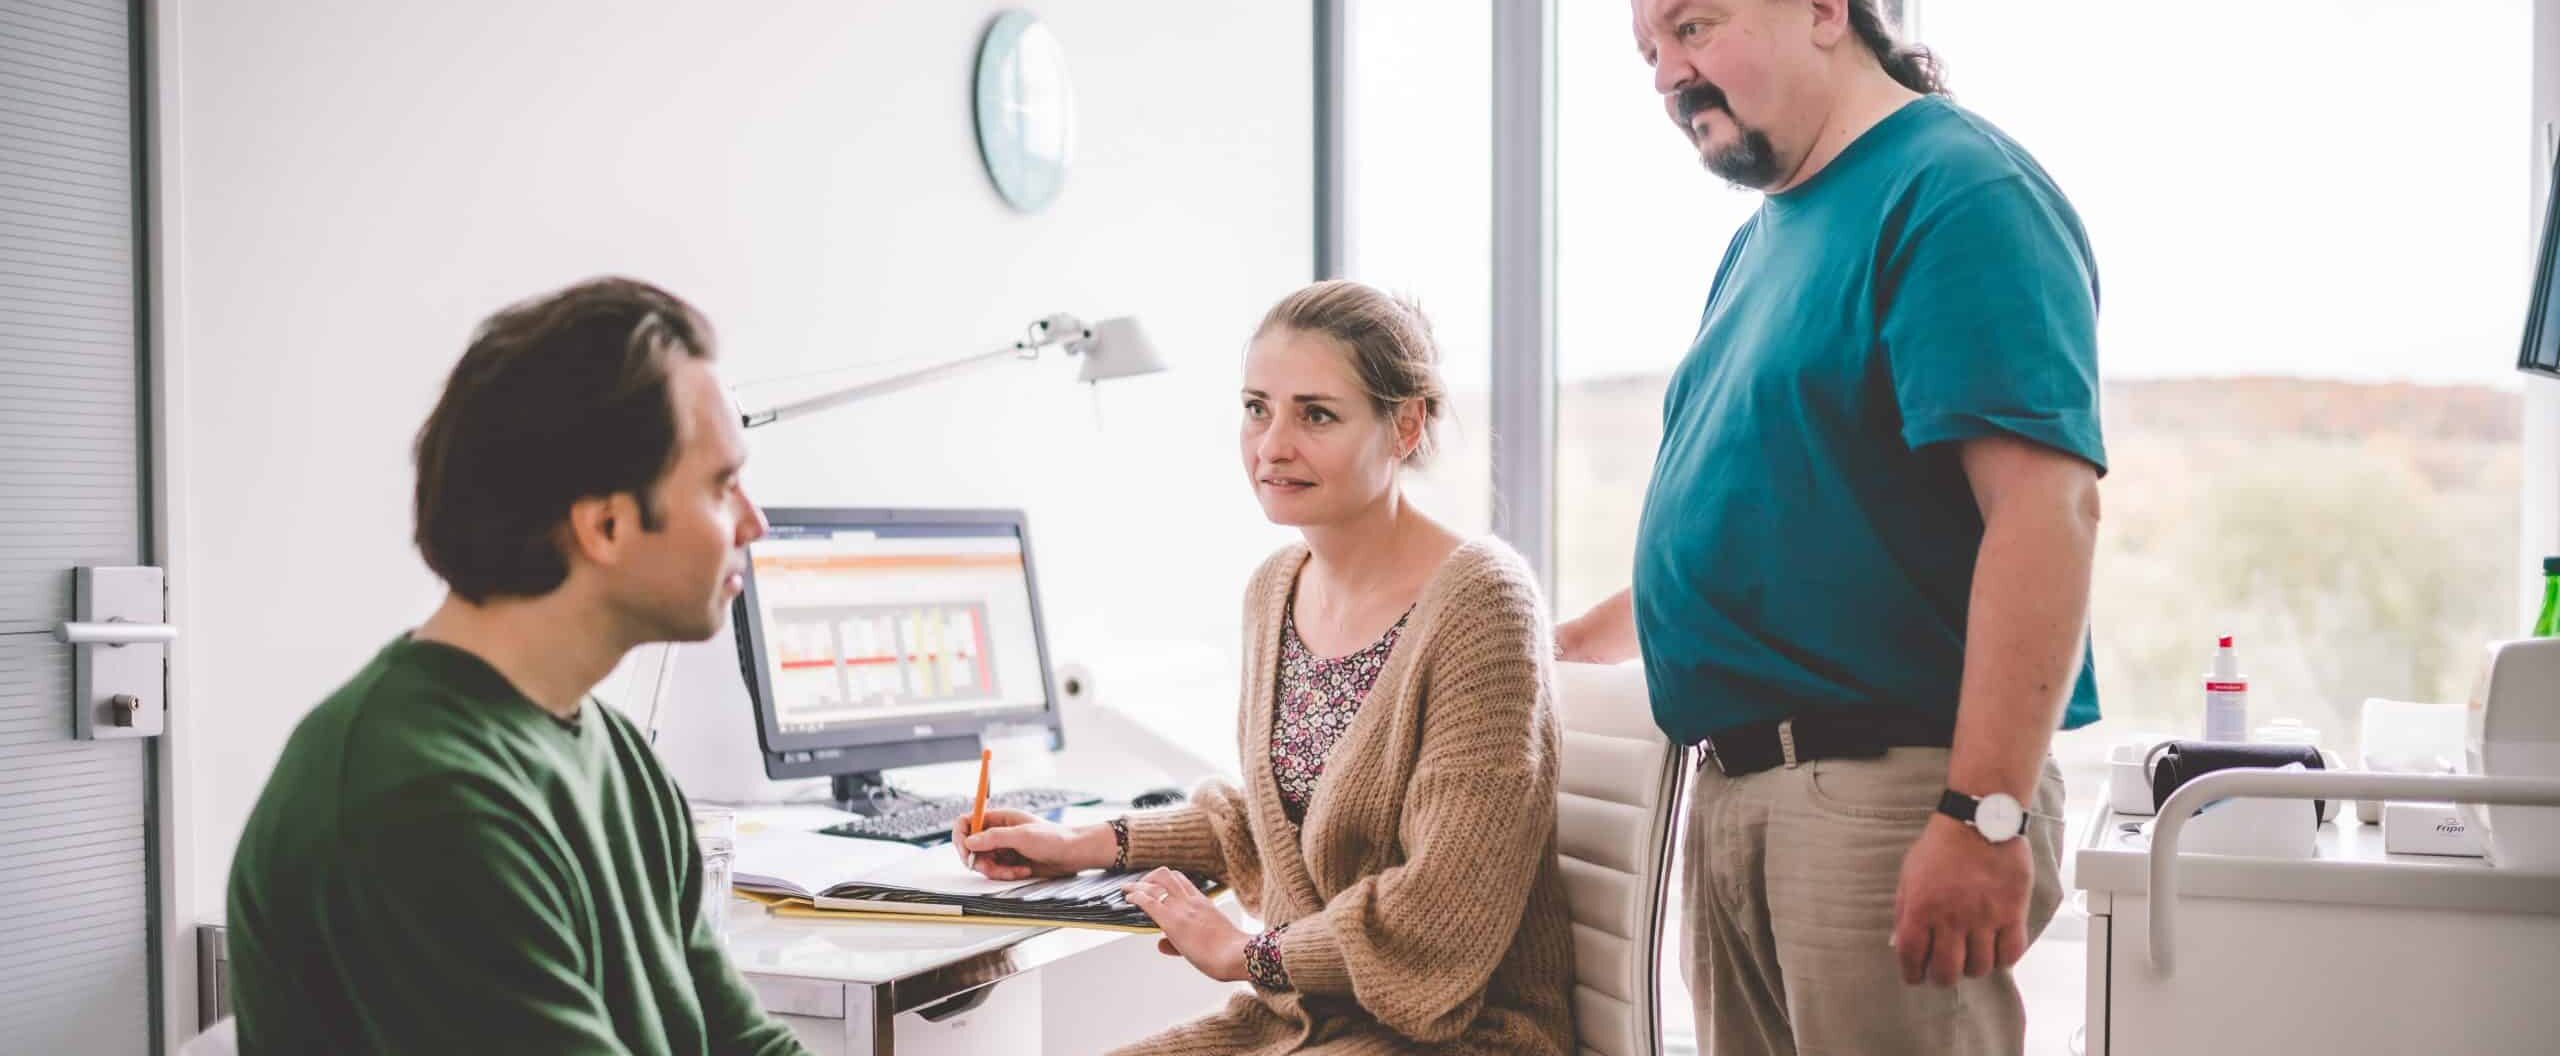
[56,567,173,740]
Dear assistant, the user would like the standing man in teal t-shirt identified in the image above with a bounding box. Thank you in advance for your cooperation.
[227,278,808,1054]
[1557,2,2105,1052]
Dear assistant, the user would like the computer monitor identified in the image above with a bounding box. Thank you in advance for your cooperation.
[731,507,1065,813]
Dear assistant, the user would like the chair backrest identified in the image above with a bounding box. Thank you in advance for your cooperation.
[1552,661,1687,1056]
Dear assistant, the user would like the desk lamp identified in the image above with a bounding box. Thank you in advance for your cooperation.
[737,313,1164,430]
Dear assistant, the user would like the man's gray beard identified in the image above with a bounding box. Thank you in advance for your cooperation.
[1700,126,1781,190]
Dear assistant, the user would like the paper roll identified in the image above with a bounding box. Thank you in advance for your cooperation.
[1057,661,1095,708]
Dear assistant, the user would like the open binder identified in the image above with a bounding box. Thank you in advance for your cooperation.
[730,828,1214,932]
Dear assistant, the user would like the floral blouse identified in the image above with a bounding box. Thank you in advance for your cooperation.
[1243,600,1409,992]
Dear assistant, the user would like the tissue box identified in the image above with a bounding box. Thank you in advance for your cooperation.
[2382,801,2487,857]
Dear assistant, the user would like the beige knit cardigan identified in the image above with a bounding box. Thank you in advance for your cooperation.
[1113,539,1575,1056]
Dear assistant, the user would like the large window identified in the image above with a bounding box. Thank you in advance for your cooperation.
[1553,5,2535,1049]
[1918,0,2534,782]
[1557,0,2535,771]
[1340,0,1493,537]
[1555,1,1760,616]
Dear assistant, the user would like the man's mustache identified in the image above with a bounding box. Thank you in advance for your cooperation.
[1675,82,1729,126]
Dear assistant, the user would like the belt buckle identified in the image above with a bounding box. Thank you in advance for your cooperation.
[1778,718,1800,769]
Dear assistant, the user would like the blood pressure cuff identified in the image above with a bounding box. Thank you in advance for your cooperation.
[2148,740,2328,821]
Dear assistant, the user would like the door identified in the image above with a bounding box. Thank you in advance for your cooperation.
[0,0,159,1052]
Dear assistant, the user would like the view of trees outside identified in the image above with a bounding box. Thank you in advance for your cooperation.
[1556,376,2523,766]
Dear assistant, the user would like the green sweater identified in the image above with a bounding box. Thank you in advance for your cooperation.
[226,636,806,1055]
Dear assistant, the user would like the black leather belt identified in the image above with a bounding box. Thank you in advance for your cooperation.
[1699,710,1955,777]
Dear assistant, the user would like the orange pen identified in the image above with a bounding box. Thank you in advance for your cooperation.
[966,747,992,839]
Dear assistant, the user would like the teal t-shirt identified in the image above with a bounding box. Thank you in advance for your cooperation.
[1633,96,2106,746]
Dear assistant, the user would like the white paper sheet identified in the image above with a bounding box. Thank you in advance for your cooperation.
[732,828,1034,899]
[731,828,919,899]
[857,846,1038,897]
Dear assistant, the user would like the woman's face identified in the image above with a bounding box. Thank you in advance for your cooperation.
[1239,327,1415,528]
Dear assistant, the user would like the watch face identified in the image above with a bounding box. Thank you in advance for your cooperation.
[1975,793,2025,841]
[973,11,1075,213]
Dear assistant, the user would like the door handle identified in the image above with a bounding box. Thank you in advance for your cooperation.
[60,567,170,741]
[58,620,179,647]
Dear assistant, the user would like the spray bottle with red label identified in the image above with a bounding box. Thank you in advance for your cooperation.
[2204,635,2249,742]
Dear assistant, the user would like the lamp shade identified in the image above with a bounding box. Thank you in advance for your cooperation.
[1074,316,1165,384]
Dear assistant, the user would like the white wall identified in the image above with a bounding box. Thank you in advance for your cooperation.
[156,0,1309,1001]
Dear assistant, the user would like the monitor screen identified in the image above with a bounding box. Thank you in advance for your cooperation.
[733,509,1060,773]
[2523,150,2560,378]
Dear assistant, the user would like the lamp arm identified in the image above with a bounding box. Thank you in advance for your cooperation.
[735,313,1104,430]
[738,344,1035,430]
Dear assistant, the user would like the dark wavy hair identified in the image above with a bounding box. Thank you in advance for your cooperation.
[1849,0,1946,96]
[412,277,715,603]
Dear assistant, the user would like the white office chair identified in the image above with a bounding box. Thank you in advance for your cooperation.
[178,1017,237,1056]
[1552,661,1688,1056]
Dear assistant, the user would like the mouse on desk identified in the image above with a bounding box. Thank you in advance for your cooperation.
[1131,787,1186,810]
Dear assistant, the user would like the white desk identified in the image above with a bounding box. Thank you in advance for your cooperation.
[701,768,1249,1050]
[2072,784,2560,1055]
[710,792,1244,1056]
[198,897,1241,1056]
[725,896,1241,1056]
[199,790,1244,1055]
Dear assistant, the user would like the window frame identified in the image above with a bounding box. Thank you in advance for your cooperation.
[1321,0,1558,592]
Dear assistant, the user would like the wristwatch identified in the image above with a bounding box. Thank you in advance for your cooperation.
[1937,789,2027,844]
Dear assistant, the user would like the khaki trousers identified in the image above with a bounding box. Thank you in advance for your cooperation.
[1680,746,2066,1055]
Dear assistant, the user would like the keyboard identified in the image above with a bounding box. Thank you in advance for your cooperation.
[818,787,1104,845]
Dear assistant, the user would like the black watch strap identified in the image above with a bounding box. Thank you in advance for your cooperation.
[1936,789,1979,825]
[1937,788,2030,837]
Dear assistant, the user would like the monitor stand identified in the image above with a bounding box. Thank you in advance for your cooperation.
[830,770,960,818]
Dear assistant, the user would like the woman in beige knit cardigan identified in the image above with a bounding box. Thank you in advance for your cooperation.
[955,279,1574,1055]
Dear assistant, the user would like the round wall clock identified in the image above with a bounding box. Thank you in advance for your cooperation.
[973,11,1075,213]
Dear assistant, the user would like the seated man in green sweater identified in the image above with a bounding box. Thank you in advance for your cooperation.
[226,277,807,1055]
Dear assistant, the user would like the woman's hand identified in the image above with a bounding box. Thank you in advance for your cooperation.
[951,809,1116,881]
[1124,867,1249,983]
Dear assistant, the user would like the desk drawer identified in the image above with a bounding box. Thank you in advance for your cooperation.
[747,974,847,1020]
[748,973,1043,1056]
[894,973,1041,1055]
